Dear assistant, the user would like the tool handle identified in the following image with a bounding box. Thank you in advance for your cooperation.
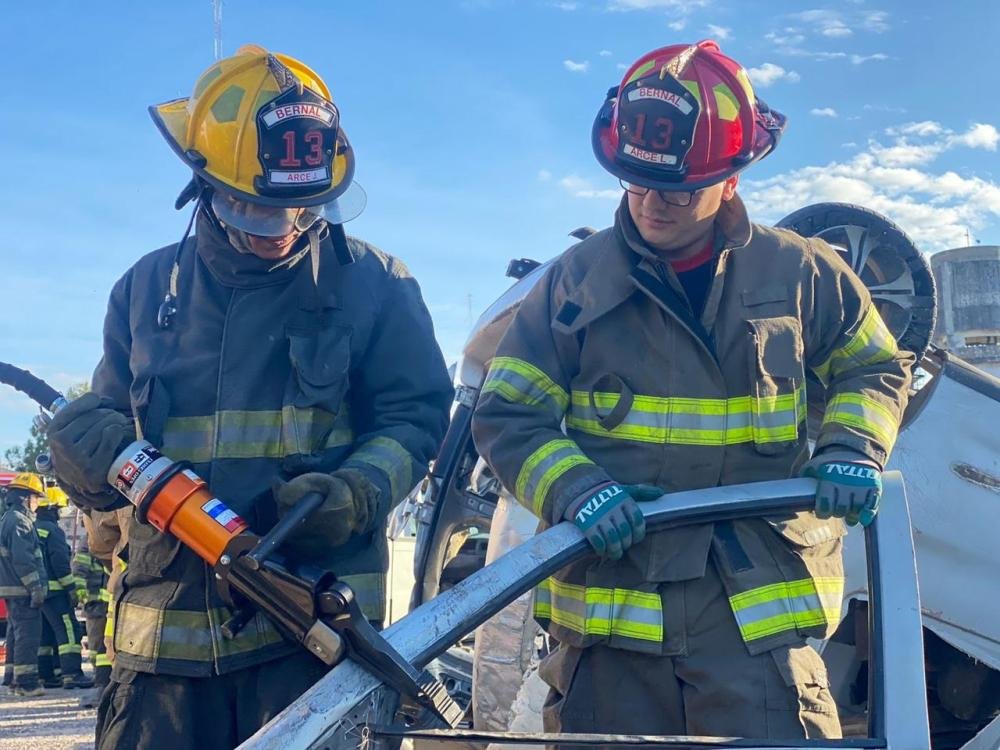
[0,361,63,412]
[247,491,326,569]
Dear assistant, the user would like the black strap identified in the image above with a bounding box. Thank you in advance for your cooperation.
[330,223,355,266]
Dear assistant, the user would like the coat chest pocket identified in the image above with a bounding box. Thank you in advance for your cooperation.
[286,324,353,413]
[746,316,805,455]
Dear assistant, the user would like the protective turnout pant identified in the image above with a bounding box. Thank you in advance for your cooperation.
[84,600,111,688]
[39,592,84,682]
[539,560,842,742]
[96,650,329,749]
[38,615,61,684]
[3,597,43,690]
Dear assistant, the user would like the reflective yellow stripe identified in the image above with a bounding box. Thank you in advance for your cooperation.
[115,602,285,662]
[36,528,49,538]
[813,306,898,385]
[567,387,805,446]
[95,654,113,668]
[729,577,843,642]
[534,577,663,642]
[345,437,415,501]
[163,406,354,463]
[515,439,595,516]
[822,392,899,449]
[99,588,112,603]
[483,357,570,420]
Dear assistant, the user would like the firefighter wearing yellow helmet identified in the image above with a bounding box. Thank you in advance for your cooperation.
[1,473,47,695]
[32,478,93,690]
[46,45,452,748]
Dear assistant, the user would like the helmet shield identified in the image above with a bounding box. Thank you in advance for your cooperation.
[255,86,342,200]
[211,181,366,236]
[615,73,700,187]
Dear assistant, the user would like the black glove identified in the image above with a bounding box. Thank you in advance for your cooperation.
[48,393,134,496]
[274,469,380,558]
[29,586,46,609]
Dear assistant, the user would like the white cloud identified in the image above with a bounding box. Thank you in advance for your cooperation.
[951,123,1000,151]
[842,142,858,148]
[667,18,687,30]
[850,52,889,64]
[617,62,629,70]
[766,28,806,47]
[552,1,578,8]
[705,23,731,40]
[538,169,553,182]
[887,121,944,137]
[742,122,1000,252]
[862,10,890,32]
[563,59,590,73]
[746,62,801,87]
[559,174,621,200]
[599,49,612,56]
[810,107,838,118]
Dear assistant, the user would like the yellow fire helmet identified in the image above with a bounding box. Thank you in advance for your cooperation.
[149,44,365,235]
[8,472,44,497]
[38,485,69,508]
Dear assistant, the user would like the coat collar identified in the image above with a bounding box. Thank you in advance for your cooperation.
[553,192,753,334]
[194,210,312,290]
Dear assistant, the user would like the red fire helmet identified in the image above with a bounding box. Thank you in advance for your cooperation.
[592,40,787,192]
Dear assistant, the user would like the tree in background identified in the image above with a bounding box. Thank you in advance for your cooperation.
[2,382,90,471]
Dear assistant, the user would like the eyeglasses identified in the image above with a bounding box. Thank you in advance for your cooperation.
[620,179,697,207]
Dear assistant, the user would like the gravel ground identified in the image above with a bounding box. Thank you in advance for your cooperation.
[0,682,98,750]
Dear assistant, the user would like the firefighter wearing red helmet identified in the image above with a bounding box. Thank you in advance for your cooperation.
[473,41,913,738]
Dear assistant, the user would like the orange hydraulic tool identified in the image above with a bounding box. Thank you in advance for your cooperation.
[0,362,463,729]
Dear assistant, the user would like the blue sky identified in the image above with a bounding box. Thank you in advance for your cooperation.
[2,0,999,457]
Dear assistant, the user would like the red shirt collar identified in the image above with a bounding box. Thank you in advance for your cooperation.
[669,238,715,273]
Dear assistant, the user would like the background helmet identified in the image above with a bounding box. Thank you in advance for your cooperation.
[149,44,364,234]
[7,472,44,497]
[37,485,69,509]
[593,40,787,192]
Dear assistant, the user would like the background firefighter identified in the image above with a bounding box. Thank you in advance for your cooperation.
[46,45,452,749]
[73,516,112,705]
[0,472,48,696]
[33,487,93,690]
[472,40,913,739]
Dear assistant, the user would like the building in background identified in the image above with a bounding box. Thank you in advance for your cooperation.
[932,245,1000,377]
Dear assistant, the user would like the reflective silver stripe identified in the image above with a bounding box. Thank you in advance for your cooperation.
[0,586,27,596]
[567,388,804,446]
[163,407,354,463]
[534,578,663,642]
[729,577,843,642]
[344,437,415,501]
[516,440,594,516]
[482,357,569,421]
[822,393,899,449]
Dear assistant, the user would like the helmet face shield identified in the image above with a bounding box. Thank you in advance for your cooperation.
[210,181,366,237]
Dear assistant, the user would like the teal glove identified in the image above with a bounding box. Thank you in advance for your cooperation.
[623,484,665,503]
[563,483,646,561]
[803,451,882,527]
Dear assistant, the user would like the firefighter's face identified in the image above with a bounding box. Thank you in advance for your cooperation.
[627,176,738,255]
[243,227,306,260]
